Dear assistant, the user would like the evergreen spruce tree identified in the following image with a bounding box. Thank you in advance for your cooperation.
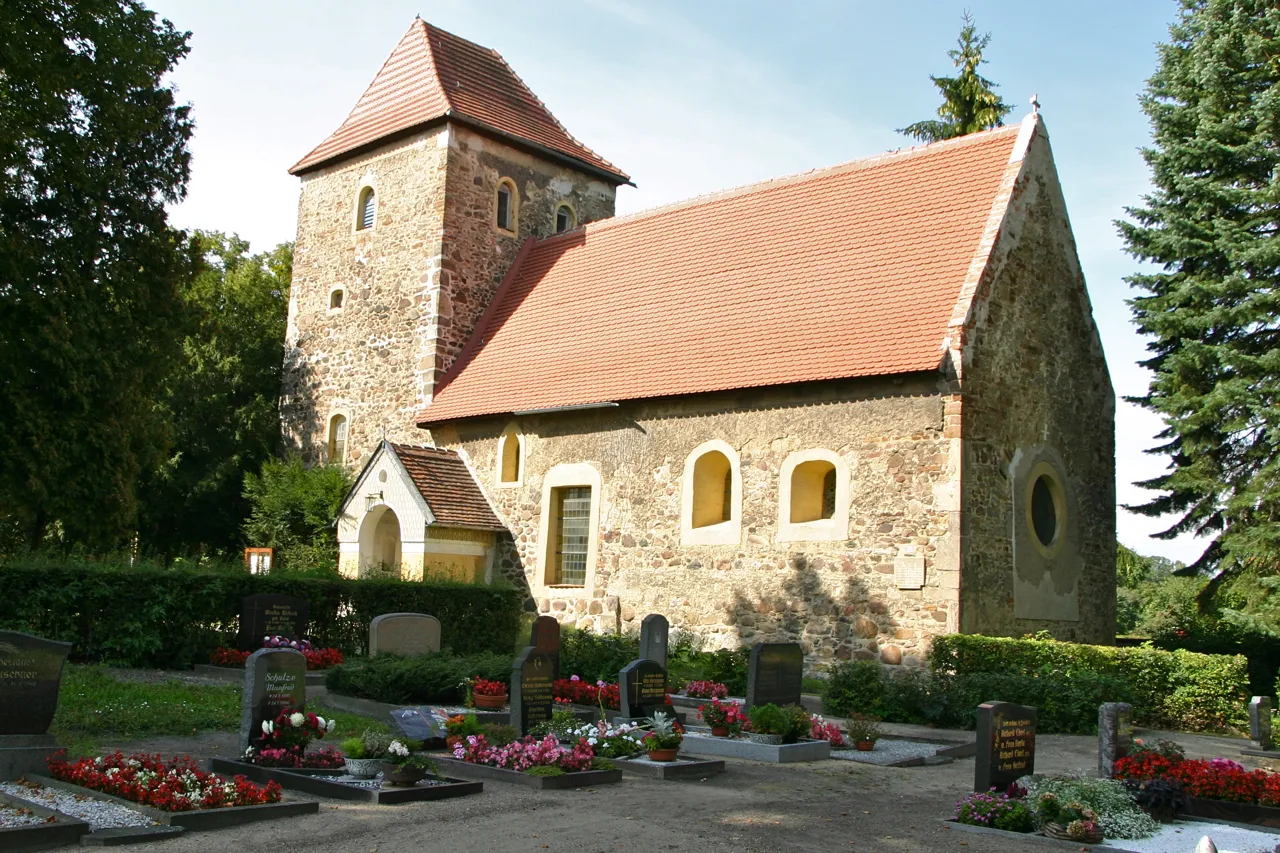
[899,13,1012,143]
[1119,0,1280,577]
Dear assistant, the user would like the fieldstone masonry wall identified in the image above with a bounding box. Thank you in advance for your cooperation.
[431,376,962,672]
[281,123,617,465]
[957,129,1116,642]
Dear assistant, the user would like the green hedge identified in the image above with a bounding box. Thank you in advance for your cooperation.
[324,651,512,705]
[823,634,1249,734]
[0,564,523,668]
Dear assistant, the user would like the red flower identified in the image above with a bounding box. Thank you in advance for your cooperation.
[472,677,509,696]
[46,751,282,811]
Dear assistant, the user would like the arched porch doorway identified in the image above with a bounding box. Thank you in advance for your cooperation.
[359,505,402,578]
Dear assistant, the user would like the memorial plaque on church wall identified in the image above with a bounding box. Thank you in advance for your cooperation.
[975,701,1036,792]
[619,659,668,718]
[0,631,73,735]
[369,613,441,657]
[240,648,307,754]
[237,594,310,651]
[745,642,804,709]
[639,615,670,670]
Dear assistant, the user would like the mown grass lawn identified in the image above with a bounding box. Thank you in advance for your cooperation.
[52,665,388,756]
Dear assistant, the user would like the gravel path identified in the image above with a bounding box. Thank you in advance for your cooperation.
[1101,820,1280,853]
[829,739,942,765]
[0,782,155,830]
[0,802,52,828]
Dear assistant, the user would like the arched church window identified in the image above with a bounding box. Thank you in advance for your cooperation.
[496,179,517,232]
[680,440,742,546]
[555,204,575,233]
[328,414,348,463]
[357,187,376,230]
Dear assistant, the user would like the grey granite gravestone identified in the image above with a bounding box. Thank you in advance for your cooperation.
[619,659,667,718]
[369,613,441,656]
[1098,702,1133,777]
[639,614,670,670]
[237,594,310,651]
[0,631,73,778]
[1250,696,1273,750]
[975,700,1036,792]
[239,648,307,755]
[745,642,804,709]
[510,617,560,736]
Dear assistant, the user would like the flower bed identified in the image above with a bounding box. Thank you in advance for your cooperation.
[210,638,343,670]
[208,758,484,805]
[683,680,728,700]
[1113,739,1280,809]
[452,734,595,772]
[47,752,282,812]
[565,721,645,758]
[553,676,621,710]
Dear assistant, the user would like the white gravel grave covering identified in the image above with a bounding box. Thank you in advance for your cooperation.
[828,739,941,765]
[0,802,52,828]
[1100,820,1280,853]
[0,782,154,831]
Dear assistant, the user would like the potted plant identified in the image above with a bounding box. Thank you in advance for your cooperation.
[746,703,789,744]
[780,704,812,744]
[1035,793,1103,843]
[642,710,684,762]
[380,738,437,786]
[698,698,747,737]
[341,729,393,778]
[470,677,509,710]
[444,713,485,750]
[844,714,883,751]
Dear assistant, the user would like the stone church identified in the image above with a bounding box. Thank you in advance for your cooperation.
[279,19,1116,668]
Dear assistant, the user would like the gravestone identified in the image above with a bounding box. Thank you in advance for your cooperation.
[369,613,441,657]
[511,617,560,736]
[0,630,73,735]
[1097,702,1133,777]
[237,594,309,651]
[975,701,1036,792]
[619,659,668,718]
[239,648,307,754]
[390,707,450,742]
[639,614,670,669]
[745,642,804,708]
[1250,696,1273,750]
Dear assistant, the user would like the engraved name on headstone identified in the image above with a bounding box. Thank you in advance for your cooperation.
[0,631,73,735]
[237,594,310,651]
[619,659,668,718]
[975,701,1037,792]
[240,648,307,754]
[745,642,804,709]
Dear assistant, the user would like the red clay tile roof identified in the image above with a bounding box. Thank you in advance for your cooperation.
[417,125,1024,425]
[391,444,505,530]
[290,19,628,182]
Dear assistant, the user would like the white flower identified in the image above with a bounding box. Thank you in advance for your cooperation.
[315,716,326,729]
[262,720,273,735]
[326,719,336,732]
[289,712,305,727]
[389,740,410,757]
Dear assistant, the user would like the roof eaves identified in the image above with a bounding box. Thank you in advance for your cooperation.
[446,112,632,186]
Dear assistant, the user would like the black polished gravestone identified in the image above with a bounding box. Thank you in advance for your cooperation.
[510,617,561,736]
[975,701,1037,792]
[639,614,670,670]
[745,642,804,709]
[237,594,310,651]
[239,648,308,754]
[619,659,668,718]
[0,630,72,735]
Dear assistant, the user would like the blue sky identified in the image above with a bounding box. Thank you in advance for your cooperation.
[144,0,1194,562]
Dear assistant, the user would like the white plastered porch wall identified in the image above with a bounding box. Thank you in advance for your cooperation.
[336,443,432,580]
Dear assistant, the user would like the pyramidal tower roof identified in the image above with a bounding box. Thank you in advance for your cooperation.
[290,19,629,183]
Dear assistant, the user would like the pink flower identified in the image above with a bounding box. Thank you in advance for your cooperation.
[597,680,606,688]
[570,675,580,682]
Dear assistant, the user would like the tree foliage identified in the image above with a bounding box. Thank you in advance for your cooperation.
[0,0,194,550]
[242,457,352,575]
[1118,1,1280,579]
[899,13,1012,143]
[137,234,290,560]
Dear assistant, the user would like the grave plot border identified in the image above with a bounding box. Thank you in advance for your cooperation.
[0,789,90,852]
[1185,795,1280,828]
[209,759,483,804]
[25,774,318,831]
[193,665,327,687]
[942,820,1138,852]
[611,755,725,780]
[679,732,830,763]
[430,756,622,789]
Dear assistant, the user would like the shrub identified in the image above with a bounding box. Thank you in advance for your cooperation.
[0,562,523,667]
[1022,774,1159,839]
[747,703,789,736]
[780,704,812,743]
[560,629,637,682]
[480,723,518,747]
[324,651,511,705]
[823,660,886,717]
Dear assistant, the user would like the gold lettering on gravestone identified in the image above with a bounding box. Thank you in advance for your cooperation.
[639,672,666,702]
[262,605,299,636]
[994,717,1034,774]
[0,655,39,688]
